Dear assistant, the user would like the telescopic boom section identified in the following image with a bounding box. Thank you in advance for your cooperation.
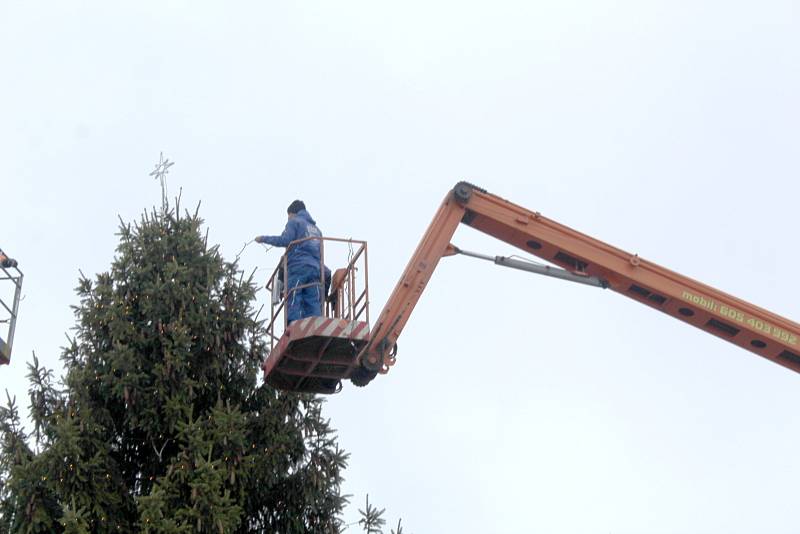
[360,182,800,376]
[358,186,468,372]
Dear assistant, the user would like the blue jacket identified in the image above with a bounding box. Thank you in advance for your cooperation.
[259,209,323,272]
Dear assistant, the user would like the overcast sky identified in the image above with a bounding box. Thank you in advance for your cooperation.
[2,1,800,532]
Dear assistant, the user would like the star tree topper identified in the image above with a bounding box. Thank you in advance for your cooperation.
[149,152,175,213]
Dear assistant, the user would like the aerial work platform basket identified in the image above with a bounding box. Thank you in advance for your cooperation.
[0,250,23,365]
[262,237,370,394]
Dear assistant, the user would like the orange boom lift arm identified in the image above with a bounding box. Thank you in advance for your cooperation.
[262,182,800,393]
[357,182,800,378]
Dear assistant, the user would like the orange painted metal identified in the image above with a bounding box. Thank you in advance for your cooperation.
[358,191,467,371]
[462,187,800,373]
[360,182,800,376]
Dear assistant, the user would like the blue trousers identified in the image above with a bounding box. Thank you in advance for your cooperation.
[287,265,322,324]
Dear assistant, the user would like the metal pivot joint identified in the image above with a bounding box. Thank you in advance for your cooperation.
[453,181,485,205]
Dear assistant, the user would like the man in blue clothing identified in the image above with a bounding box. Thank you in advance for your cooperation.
[255,200,329,324]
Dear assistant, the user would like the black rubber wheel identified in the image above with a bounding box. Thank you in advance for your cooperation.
[350,366,378,387]
[453,182,473,204]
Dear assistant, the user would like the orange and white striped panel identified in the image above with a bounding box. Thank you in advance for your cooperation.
[288,317,370,341]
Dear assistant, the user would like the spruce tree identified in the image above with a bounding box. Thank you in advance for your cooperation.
[0,203,348,533]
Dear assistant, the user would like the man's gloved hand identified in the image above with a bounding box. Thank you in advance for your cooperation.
[254,236,265,244]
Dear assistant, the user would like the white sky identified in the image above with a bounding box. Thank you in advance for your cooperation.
[2,1,799,532]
